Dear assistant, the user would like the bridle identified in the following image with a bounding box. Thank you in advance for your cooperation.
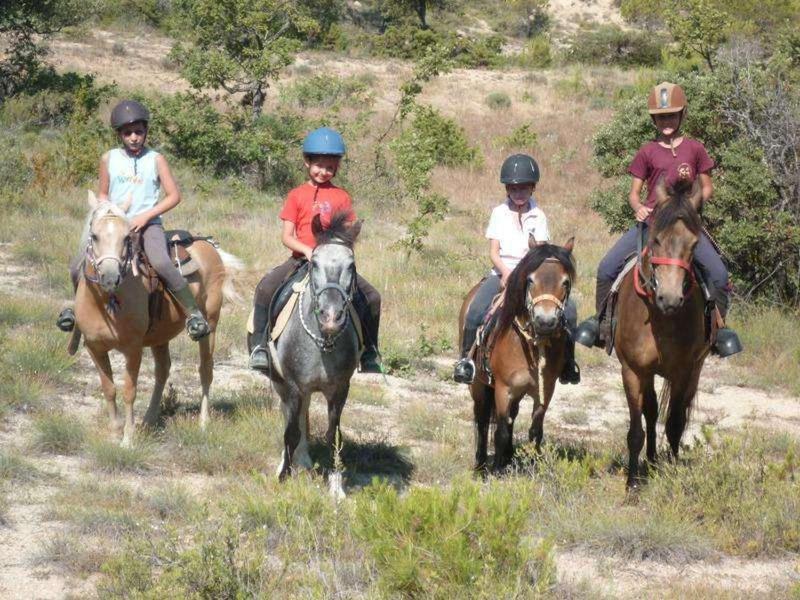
[83,216,133,287]
[516,257,571,339]
[298,242,356,352]
[634,223,696,300]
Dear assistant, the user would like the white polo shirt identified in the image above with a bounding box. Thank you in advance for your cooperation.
[485,197,550,274]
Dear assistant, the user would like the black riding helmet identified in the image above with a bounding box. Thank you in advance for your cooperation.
[500,154,540,185]
[110,99,150,130]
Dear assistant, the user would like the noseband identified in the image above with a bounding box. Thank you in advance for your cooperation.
[298,243,356,352]
[518,258,570,337]
[634,246,696,300]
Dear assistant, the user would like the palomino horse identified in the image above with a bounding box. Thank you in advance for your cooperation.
[74,192,240,446]
[614,179,709,489]
[248,212,362,496]
[459,239,576,472]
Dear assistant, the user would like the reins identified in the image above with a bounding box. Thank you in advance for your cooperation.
[82,213,134,314]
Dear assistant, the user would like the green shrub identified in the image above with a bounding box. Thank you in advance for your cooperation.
[355,477,555,596]
[494,122,538,150]
[485,91,512,110]
[563,25,665,67]
[516,34,553,68]
[30,412,86,454]
[279,73,374,109]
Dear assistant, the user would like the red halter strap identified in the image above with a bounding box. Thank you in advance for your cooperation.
[634,247,696,299]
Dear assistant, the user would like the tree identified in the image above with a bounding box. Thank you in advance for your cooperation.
[0,0,80,100]
[377,0,453,30]
[169,0,336,117]
[665,0,729,71]
[508,0,550,38]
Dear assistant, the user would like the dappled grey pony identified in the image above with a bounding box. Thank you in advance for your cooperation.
[251,212,362,495]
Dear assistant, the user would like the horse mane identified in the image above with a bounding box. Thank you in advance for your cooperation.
[651,180,702,237]
[496,243,576,337]
[313,210,359,247]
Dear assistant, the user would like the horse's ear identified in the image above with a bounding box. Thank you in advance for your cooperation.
[87,190,99,209]
[349,219,362,242]
[687,178,703,211]
[311,214,324,239]
[528,232,539,249]
[654,175,670,207]
[563,236,575,254]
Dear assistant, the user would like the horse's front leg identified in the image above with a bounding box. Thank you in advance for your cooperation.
[665,369,701,459]
[324,382,350,500]
[642,376,658,464]
[529,355,559,452]
[121,347,143,448]
[276,383,303,481]
[492,382,519,472]
[621,363,646,490]
[143,343,170,428]
[472,382,494,473]
[197,331,215,431]
[87,346,121,438]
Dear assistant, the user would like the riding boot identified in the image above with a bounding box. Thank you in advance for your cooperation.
[170,286,211,341]
[710,289,743,357]
[248,303,271,372]
[354,289,383,374]
[453,324,477,384]
[575,278,613,348]
[559,334,581,384]
[56,307,76,332]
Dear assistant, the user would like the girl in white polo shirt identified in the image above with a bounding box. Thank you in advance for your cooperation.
[453,154,580,385]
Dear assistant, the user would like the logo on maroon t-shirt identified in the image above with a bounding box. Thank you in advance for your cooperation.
[677,163,693,182]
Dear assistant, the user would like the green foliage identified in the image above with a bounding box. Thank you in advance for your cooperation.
[30,411,86,454]
[169,0,329,116]
[563,25,665,68]
[665,0,730,70]
[494,122,539,150]
[390,104,481,250]
[148,93,306,190]
[355,477,555,596]
[516,34,553,68]
[279,73,374,109]
[485,91,512,110]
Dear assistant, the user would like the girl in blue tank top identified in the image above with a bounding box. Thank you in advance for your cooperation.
[57,100,210,341]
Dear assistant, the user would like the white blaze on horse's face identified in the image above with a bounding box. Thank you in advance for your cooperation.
[310,243,356,337]
[652,220,697,315]
[91,206,130,293]
[528,260,570,336]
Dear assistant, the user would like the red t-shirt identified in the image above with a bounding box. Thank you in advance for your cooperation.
[628,139,715,209]
[278,182,355,256]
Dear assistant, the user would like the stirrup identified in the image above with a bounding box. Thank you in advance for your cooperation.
[575,316,600,348]
[713,328,743,358]
[453,358,475,384]
[56,308,75,332]
[359,348,382,374]
[186,314,210,341]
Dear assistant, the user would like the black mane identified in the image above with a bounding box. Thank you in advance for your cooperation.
[496,243,576,336]
[651,179,702,237]
[313,210,359,247]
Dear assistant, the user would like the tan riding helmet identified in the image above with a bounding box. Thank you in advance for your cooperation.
[647,82,687,115]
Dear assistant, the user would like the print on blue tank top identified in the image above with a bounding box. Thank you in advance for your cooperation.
[107,148,162,224]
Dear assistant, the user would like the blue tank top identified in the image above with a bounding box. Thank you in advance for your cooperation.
[107,147,162,224]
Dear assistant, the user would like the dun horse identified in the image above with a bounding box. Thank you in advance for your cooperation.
[74,192,240,446]
[249,212,362,496]
[459,239,576,472]
[613,179,710,489]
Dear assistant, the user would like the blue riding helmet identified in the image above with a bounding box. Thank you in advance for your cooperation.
[302,127,346,156]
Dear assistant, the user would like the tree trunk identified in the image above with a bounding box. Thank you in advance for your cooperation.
[251,83,265,118]
[416,0,427,29]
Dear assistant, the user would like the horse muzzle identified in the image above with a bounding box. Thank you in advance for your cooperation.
[317,306,347,337]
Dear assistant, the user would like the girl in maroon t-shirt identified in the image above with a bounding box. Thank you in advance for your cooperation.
[575,82,741,357]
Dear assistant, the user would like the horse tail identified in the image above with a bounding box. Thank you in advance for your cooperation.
[217,248,245,305]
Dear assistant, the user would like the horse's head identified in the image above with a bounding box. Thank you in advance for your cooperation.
[309,211,361,338]
[85,191,133,293]
[647,177,702,315]
[499,237,576,338]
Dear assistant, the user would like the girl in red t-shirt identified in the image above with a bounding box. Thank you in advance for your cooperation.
[248,128,382,373]
[576,82,740,357]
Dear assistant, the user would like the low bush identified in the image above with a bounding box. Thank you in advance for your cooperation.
[279,73,374,109]
[516,34,553,69]
[486,91,512,110]
[563,25,665,68]
[30,412,86,455]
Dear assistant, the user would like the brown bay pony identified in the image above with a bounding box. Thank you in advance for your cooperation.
[613,179,710,489]
[74,192,241,446]
[459,238,576,472]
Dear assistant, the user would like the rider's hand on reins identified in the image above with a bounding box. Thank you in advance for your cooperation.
[634,204,653,222]
[129,214,149,233]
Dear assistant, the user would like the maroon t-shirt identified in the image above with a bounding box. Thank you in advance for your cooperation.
[628,139,715,209]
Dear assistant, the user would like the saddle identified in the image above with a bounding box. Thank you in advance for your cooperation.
[135,229,217,331]
[601,253,723,355]
[465,286,507,386]
[246,263,364,377]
